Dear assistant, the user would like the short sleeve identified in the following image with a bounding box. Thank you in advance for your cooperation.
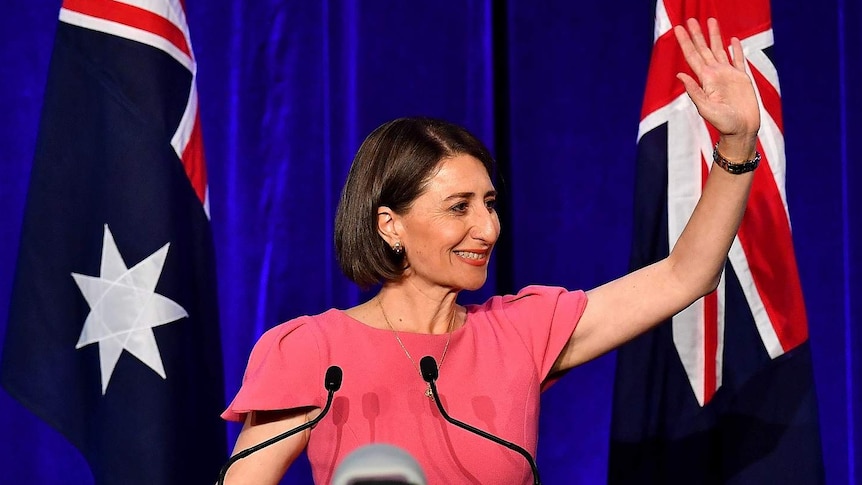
[221,317,326,422]
[491,285,587,386]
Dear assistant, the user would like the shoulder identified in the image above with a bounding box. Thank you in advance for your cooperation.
[472,285,587,319]
[254,309,345,347]
[224,312,343,421]
[244,310,349,378]
[253,314,319,354]
[466,286,589,384]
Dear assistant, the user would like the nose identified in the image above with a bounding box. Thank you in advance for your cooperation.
[470,207,500,244]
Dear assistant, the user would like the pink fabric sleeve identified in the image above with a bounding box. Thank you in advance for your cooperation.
[495,285,588,387]
[221,317,326,422]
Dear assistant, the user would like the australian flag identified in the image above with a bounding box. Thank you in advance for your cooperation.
[0,0,226,483]
[609,1,825,483]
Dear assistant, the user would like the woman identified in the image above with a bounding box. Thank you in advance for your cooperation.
[222,18,760,484]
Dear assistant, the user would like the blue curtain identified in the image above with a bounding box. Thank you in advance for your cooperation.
[1,1,859,483]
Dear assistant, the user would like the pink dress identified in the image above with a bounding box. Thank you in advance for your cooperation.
[223,285,587,484]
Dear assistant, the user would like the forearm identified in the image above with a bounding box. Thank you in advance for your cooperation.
[667,134,756,296]
[222,410,312,484]
[553,136,757,371]
[553,18,762,372]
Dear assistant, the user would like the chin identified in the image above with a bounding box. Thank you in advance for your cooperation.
[459,275,488,292]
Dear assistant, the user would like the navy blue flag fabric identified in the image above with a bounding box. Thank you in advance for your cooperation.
[0,1,227,483]
[609,1,824,483]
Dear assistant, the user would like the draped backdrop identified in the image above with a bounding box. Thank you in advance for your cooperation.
[1,1,859,483]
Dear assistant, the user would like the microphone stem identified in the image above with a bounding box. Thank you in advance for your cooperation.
[217,389,336,485]
[428,381,541,485]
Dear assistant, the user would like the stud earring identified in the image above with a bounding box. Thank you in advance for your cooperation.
[392,241,404,255]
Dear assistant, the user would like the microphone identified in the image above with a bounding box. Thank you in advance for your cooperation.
[331,443,427,485]
[217,365,343,485]
[419,356,541,485]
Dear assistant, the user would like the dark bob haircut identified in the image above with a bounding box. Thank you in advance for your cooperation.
[334,117,496,288]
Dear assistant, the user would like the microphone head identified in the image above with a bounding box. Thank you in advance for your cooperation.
[419,356,438,382]
[325,365,343,391]
[331,444,427,485]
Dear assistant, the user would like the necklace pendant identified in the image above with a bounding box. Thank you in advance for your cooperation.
[425,385,434,399]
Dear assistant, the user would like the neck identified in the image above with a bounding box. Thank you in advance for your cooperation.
[377,282,459,334]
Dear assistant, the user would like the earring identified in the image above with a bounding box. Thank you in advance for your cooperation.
[392,241,404,255]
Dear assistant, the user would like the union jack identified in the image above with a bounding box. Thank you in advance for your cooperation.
[639,0,808,405]
[61,0,210,215]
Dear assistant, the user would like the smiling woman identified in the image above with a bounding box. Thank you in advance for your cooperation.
[219,18,762,485]
[334,117,499,291]
[377,153,501,295]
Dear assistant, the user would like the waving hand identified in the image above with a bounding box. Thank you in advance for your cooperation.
[674,18,760,152]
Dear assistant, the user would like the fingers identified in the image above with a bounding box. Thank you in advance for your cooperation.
[673,24,705,75]
[707,18,729,64]
[675,17,732,72]
[674,17,760,138]
[730,37,745,70]
[686,18,713,62]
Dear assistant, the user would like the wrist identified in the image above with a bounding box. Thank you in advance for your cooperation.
[716,134,758,161]
[713,143,760,174]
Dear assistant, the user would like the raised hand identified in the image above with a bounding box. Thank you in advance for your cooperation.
[674,18,760,155]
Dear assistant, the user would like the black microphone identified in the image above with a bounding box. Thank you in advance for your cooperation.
[217,365,343,485]
[419,356,541,485]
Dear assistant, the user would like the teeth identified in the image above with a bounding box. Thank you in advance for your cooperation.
[455,251,484,260]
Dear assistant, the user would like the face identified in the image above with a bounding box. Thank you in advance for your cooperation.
[388,154,501,292]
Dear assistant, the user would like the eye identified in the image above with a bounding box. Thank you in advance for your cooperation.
[450,201,469,213]
[485,198,497,212]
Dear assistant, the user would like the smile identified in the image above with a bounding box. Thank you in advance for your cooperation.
[454,250,487,262]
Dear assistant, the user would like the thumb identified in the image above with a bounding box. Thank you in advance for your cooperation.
[677,72,708,107]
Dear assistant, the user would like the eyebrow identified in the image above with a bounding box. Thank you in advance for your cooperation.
[444,190,497,201]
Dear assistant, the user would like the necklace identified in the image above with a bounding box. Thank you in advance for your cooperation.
[377,296,456,399]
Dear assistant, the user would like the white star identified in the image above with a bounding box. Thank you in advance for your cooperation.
[73,225,188,394]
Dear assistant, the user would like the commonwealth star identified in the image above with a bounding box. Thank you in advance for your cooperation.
[73,225,188,394]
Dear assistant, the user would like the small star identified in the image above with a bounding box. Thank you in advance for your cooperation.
[73,225,188,394]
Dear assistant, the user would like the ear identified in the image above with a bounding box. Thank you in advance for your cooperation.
[376,206,402,247]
